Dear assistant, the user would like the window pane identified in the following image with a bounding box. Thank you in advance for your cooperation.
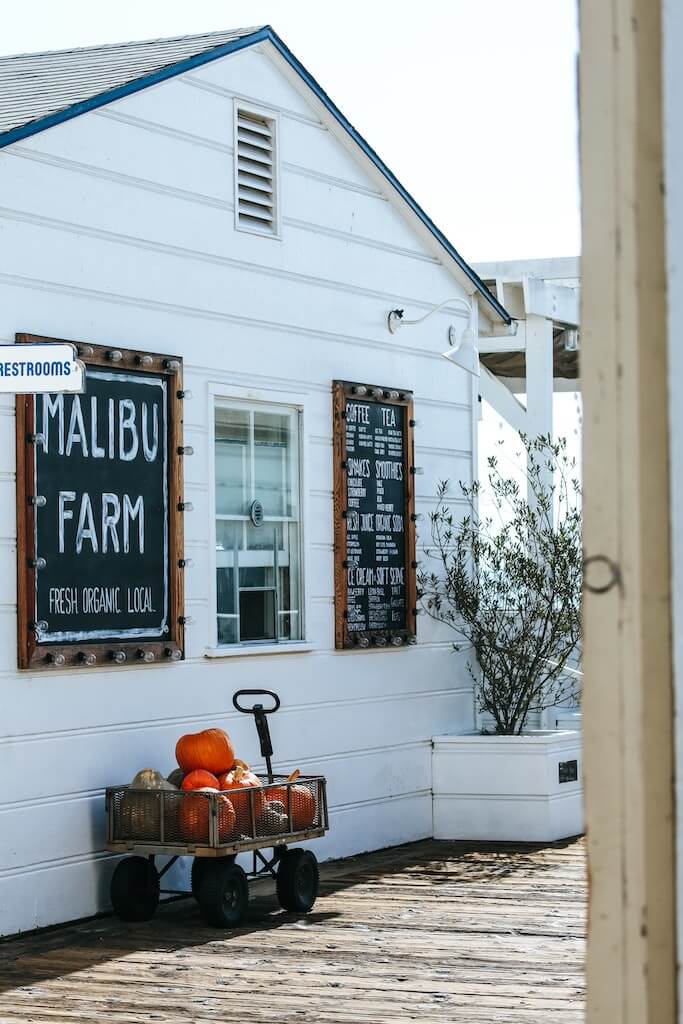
[215,406,250,515]
[239,522,278,588]
[279,522,301,641]
[240,590,276,641]
[214,402,302,647]
[253,411,297,517]
[217,616,238,645]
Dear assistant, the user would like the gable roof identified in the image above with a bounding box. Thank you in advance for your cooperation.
[0,25,511,324]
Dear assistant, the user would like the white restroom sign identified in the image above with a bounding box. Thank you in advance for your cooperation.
[0,343,84,393]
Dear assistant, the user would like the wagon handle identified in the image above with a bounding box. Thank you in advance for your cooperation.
[232,689,280,782]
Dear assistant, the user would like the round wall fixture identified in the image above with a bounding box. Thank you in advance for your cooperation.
[250,498,264,527]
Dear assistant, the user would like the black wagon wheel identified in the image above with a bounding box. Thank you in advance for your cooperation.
[110,856,160,922]
[191,855,235,900]
[276,849,319,913]
[198,860,248,928]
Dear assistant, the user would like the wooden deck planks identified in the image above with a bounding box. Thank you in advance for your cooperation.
[0,838,586,1023]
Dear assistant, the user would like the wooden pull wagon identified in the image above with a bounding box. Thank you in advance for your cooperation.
[105,690,329,927]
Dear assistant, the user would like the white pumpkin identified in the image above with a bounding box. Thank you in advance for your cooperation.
[131,768,175,791]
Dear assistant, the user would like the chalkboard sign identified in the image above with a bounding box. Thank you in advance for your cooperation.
[16,335,186,669]
[333,380,417,649]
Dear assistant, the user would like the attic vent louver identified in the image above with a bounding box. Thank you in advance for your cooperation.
[235,108,277,235]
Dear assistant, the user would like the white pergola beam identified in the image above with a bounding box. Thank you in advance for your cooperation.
[478,365,528,435]
[522,275,579,326]
[478,334,526,354]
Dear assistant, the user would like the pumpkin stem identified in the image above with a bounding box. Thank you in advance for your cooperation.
[233,758,250,770]
[287,768,301,783]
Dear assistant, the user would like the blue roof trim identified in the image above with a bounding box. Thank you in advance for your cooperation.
[0,28,271,149]
[0,25,510,323]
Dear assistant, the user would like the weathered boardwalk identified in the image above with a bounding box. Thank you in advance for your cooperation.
[0,838,586,1023]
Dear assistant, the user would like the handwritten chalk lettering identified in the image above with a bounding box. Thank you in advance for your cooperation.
[348,567,374,586]
[41,394,161,463]
[32,365,172,648]
[347,457,370,478]
[127,586,155,613]
[58,491,145,554]
[82,586,121,615]
[375,460,403,481]
[49,586,79,615]
[346,403,370,424]
[340,389,410,642]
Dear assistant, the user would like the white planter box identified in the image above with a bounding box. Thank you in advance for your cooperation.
[549,709,582,731]
[432,730,584,842]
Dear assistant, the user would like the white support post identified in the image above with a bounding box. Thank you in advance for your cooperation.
[524,313,555,519]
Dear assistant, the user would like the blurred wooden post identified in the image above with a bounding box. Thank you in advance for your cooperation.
[580,0,676,1020]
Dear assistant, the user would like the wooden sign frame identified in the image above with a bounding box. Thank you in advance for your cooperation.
[333,379,417,650]
[16,334,186,670]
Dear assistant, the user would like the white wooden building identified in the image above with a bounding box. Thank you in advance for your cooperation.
[0,25,512,935]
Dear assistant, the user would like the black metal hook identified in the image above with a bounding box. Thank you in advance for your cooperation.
[583,553,622,594]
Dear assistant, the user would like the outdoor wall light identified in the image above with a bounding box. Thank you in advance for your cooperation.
[387,296,481,377]
[387,295,472,335]
[441,323,480,378]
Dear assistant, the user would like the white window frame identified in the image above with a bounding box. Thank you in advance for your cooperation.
[206,382,311,657]
[233,98,282,240]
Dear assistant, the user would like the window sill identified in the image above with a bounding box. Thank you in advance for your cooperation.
[204,642,315,659]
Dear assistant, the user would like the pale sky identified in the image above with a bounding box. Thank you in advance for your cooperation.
[2,0,580,264]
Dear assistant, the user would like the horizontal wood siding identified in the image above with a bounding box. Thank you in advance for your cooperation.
[0,46,476,934]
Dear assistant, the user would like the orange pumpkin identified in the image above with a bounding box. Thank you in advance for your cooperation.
[175,728,235,775]
[265,772,317,830]
[181,769,220,791]
[178,790,236,843]
[218,765,265,832]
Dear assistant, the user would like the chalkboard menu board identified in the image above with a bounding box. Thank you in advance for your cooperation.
[333,380,417,649]
[16,335,186,669]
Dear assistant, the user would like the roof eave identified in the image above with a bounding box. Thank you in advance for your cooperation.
[0,24,511,325]
[0,26,271,150]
